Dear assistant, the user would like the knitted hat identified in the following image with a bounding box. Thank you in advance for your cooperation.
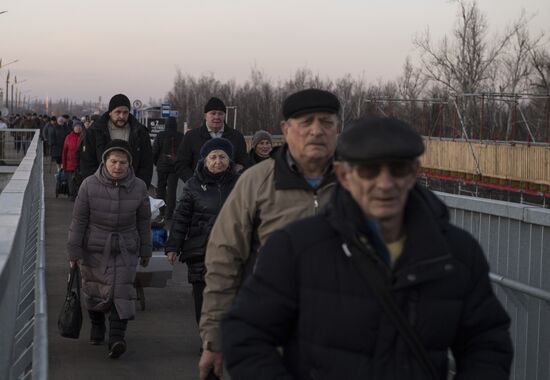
[200,138,234,159]
[204,97,226,113]
[57,116,66,125]
[252,130,272,148]
[108,94,131,113]
[102,139,133,164]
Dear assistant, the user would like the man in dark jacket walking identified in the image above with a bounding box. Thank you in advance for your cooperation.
[152,116,184,219]
[79,94,153,188]
[174,97,248,181]
[222,116,513,379]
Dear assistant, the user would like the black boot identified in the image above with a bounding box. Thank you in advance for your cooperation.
[88,310,106,345]
[108,307,128,359]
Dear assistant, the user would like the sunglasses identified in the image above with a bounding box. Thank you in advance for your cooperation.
[350,160,416,180]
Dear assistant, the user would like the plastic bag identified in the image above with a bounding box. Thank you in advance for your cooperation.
[151,227,168,249]
[149,196,165,220]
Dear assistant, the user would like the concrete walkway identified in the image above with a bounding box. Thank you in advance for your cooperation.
[44,161,202,380]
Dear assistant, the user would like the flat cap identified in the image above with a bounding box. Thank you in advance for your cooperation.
[282,88,340,120]
[337,116,424,162]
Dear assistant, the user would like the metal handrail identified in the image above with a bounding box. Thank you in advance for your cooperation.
[489,273,550,303]
[33,151,48,379]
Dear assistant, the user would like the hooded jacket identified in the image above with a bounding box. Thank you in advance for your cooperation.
[78,112,153,188]
[67,165,152,320]
[222,185,513,380]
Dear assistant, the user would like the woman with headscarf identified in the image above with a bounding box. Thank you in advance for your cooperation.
[67,139,152,359]
[165,138,239,329]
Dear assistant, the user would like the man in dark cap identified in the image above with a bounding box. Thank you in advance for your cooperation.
[175,97,248,182]
[221,116,513,379]
[152,116,184,220]
[78,93,153,188]
[198,88,341,379]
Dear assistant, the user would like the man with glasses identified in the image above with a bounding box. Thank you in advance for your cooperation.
[221,116,513,379]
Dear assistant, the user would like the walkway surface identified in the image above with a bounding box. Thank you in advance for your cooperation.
[44,161,202,380]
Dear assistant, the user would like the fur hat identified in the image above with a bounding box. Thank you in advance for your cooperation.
[200,138,234,159]
[102,139,133,164]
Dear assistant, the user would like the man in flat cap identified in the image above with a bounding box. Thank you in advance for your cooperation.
[198,88,341,379]
[175,97,249,182]
[79,93,153,188]
[221,116,513,379]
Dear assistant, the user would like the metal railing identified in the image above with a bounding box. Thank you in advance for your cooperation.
[0,130,47,380]
[436,191,550,380]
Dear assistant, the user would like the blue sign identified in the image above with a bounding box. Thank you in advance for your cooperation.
[161,103,171,118]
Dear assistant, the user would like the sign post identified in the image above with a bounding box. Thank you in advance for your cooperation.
[161,103,171,118]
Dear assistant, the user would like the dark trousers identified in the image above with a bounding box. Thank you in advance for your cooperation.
[156,170,178,219]
[66,171,76,199]
[191,281,206,326]
[88,306,128,343]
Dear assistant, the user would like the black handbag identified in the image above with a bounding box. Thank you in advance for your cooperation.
[58,266,83,339]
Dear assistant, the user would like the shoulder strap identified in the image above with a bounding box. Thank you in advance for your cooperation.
[343,241,439,380]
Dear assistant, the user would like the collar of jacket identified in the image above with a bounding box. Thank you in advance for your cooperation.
[326,184,455,287]
[194,159,238,185]
[95,163,137,191]
[273,144,335,191]
[93,112,144,134]
[199,123,235,139]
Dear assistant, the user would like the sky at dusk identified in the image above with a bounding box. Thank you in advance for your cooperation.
[1,0,549,106]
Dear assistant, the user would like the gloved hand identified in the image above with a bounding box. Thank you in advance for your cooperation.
[140,257,150,267]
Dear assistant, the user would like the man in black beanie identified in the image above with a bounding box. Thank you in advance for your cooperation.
[78,93,153,188]
[174,97,248,182]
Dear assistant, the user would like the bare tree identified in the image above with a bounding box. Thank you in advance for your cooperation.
[414,0,514,94]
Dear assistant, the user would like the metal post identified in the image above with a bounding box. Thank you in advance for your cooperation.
[479,93,484,142]
[4,71,8,109]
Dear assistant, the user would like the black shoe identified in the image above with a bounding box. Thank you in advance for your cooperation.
[90,324,106,345]
[108,340,127,359]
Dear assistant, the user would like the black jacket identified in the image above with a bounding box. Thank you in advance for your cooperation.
[174,123,249,181]
[78,113,153,188]
[165,162,239,263]
[222,185,513,380]
[152,123,184,172]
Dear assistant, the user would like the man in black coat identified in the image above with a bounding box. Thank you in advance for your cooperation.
[152,116,184,219]
[174,97,248,182]
[222,116,513,379]
[79,94,153,188]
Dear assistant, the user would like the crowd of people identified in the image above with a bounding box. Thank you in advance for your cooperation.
[9,89,514,378]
